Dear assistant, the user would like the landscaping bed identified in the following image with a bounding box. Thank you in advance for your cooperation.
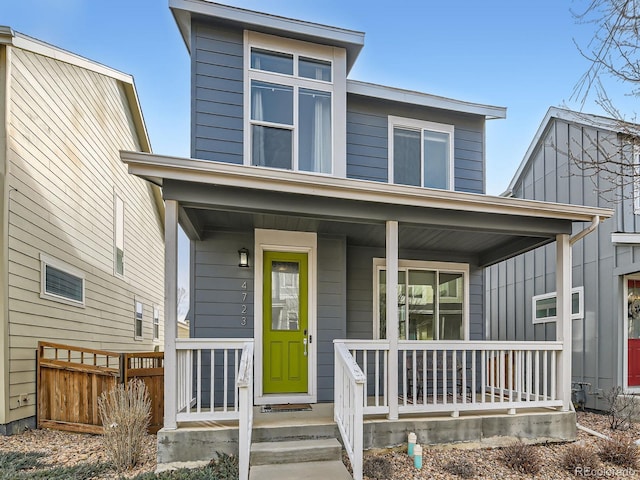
[1,411,640,479]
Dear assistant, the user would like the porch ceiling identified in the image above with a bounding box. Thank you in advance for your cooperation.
[179,205,551,267]
[121,152,613,268]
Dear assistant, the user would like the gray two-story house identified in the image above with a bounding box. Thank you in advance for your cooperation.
[487,107,640,412]
[122,2,612,478]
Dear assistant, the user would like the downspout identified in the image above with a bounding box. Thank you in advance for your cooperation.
[570,215,600,246]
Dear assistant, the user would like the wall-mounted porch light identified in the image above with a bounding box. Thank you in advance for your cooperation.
[238,248,250,268]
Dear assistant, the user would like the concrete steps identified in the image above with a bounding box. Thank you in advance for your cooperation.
[249,437,351,480]
[250,460,352,480]
[250,438,342,465]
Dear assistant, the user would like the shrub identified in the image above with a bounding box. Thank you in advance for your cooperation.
[598,435,640,468]
[443,457,476,478]
[561,443,600,476]
[501,440,540,474]
[98,379,151,472]
[207,452,239,480]
[603,386,639,430]
[363,455,392,480]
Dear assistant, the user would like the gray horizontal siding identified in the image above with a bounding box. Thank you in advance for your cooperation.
[346,95,485,193]
[192,21,244,163]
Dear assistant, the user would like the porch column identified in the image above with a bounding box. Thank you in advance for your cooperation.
[164,199,179,430]
[555,233,572,411]
[386,221,399,420]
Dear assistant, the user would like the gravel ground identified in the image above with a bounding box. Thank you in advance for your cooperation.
[1,411,639,479]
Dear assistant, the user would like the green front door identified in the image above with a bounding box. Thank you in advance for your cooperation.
[263,251,308,394]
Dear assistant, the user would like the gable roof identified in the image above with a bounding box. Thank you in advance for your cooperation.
[502,107,639,196]
[0,26,164,222]
[169,0,365,73]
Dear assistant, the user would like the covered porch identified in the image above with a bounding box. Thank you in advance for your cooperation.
[122,152,612,480]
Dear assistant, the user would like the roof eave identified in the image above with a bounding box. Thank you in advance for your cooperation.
[121,151,612,224]
[169,0,365,72]
[347,80,507,120]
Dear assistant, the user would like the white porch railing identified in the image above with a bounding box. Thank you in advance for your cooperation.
[175,338,252,422]
[237,342,254,480]
[334,342,365,480]
[338,340,564,416]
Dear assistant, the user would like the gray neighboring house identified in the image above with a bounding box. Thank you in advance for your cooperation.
[122,2,612,478]
[487,107,639,411]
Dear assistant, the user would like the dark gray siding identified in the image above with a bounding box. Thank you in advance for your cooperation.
[346,95,486,194]
[346,245,485,340]
[486,117,622,410]
[191,232,346,402]
[191,21,244,163]
[317,236,347,401]
[192,231,255,339]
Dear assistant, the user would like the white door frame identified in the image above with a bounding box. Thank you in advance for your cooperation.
[623,274,640,393]
[254,228,317,405]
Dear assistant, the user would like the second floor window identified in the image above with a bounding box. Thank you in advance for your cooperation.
[247,40,333,175]
[114,194,124,277]
[388,116,454,190]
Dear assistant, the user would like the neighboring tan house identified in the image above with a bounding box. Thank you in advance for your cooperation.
[487,107,640,411]
[0,28,165,435]
[122,3,612,479]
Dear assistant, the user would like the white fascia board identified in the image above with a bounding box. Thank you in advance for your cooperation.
[347,80,507,120]
[169,0,365,69]
[502,107,640,196]
[121,151,613,223]
[611,233,640,244]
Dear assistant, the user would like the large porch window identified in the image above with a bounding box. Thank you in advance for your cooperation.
[374,259,468,340]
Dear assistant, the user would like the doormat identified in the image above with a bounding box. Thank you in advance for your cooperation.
[261,403,312,413]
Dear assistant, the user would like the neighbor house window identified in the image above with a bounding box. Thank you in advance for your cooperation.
[245,32,336,175]
[40,253,85,306]
[388,116,454,189]
[532,286,584,324]
[114,195,124,277]
[135,300,143,339]
[374,259,468,340]
[153,306,159,340]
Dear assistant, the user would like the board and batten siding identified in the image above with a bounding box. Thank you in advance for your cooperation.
[5,47,164,424]
[191,21,244,163]
[191,231,346,402]
[346,95,486,194]
[485,117,619,410]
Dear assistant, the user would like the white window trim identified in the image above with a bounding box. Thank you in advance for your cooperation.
[532,286,584,324]
[134,299,144,340]
[388,115,455,190]
[114,193,125,278]
[40,253,85,307]
[243,30,347,177]
[153,305,160,341]
[372,258,469,340]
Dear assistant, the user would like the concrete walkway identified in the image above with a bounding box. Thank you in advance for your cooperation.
[249,460,352,480]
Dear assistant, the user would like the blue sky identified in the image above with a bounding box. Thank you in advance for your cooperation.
[2,0,632,194]
[2,0,633,302]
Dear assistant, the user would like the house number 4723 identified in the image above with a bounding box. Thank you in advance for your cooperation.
[241,281,247,326]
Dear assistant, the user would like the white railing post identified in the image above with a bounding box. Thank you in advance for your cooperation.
[164,200,179,430]
[237,341,254,480]
[334,342,365,480]
[556,233,572,411]
[386,220,399,420]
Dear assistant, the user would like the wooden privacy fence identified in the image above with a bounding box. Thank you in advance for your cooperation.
[37,341,164,434]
